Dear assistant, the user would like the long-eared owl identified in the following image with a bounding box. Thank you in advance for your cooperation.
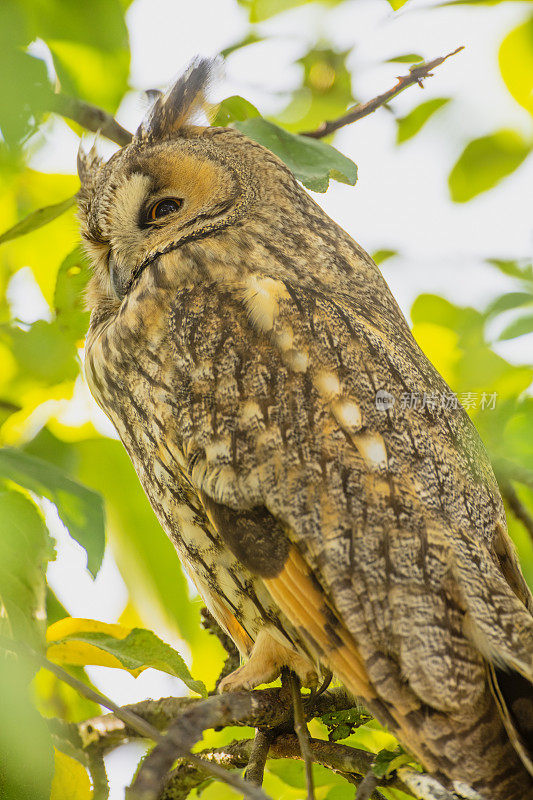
[78,59,533,800]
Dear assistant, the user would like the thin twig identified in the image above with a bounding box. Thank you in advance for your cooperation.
[87,752,110,800]
[244,729,273,786]
[51,94,133,147]
[356,768,379,800]
[301,47,464,139]
[501,481,533,546]
[286,671,315,800]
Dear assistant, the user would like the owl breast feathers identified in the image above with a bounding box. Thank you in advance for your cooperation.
[79,58,533,800]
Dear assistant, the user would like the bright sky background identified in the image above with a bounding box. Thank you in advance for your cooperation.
[25,0,533,795]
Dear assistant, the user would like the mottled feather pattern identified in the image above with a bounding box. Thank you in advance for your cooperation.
[80,60,533,800]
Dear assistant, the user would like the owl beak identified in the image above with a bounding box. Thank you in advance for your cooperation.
[108,252,127,301]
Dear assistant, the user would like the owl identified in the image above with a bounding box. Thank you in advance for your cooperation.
[78,59,533,800]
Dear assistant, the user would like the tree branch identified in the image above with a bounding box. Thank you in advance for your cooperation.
[161,736,394,800]
[51,94,133,147]
[76,686,470,800]
[79,687,355,752]
[127,690,274,800]
[301,47,464,139]
[244,729,273,787]
[501,480,533,546]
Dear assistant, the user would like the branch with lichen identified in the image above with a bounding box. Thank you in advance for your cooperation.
[2,621,466,800]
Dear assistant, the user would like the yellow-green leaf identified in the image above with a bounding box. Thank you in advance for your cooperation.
[396,98,450,144]
[498,313,533,340]
[47,617,137,671]
[448,130,531,202]
[47,617,207,696]
[499,16,533,116]
[0,196,75,246]
[50,750,92,800]
[372,249,398,265]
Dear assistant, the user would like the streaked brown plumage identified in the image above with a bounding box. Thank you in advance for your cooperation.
[78,59,533,799]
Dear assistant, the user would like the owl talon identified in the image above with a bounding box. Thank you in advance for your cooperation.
[217,627,318,694]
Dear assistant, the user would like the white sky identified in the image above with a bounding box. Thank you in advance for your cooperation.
[25,0,533,795]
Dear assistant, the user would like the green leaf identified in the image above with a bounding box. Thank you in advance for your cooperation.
[387,0,409,8]
[235,117,357,191]
[267,760,347,788]
[33,0,128,52]
[8,319,79,385]
[485,292,533,318]
[498,313,533,340]
[0,196,75,246]
[326,788,355,800]
[276,46,354,134]
[0,656,55,800]
[220,33,263,59]
[0,489,54,649]
[240,0,344,23]
[372,747,405,778]
[32,0,130,112]
[212,95,260,127]
[487,258,533,283]
[396,98,450,144]
[441,0,533,4]
[499,15,533,115]
[372,249,398,265]
[53,247,91,340]
[50,42,130,113]
[0,448,105,578]
[52,627,207,696]
[321,706,373,741]
[0,48,53,144]
[449,130,531,202]
[386,53,423,64]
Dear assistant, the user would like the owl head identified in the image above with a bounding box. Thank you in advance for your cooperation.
[77,58,305,317]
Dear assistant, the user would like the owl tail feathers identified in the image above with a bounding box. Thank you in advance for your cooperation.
[454,543,533,776]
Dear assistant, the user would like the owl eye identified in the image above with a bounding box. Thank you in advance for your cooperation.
[149,198,182,221]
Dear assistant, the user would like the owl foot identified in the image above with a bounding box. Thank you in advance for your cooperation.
[218,627,318,693]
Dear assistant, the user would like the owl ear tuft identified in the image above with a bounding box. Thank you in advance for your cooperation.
[135,56,219,141]
[77,138,105,186]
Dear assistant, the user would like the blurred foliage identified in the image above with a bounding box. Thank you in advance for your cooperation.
[0,0,532,798]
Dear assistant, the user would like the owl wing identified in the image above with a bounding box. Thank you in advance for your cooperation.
[168,276,533,775]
